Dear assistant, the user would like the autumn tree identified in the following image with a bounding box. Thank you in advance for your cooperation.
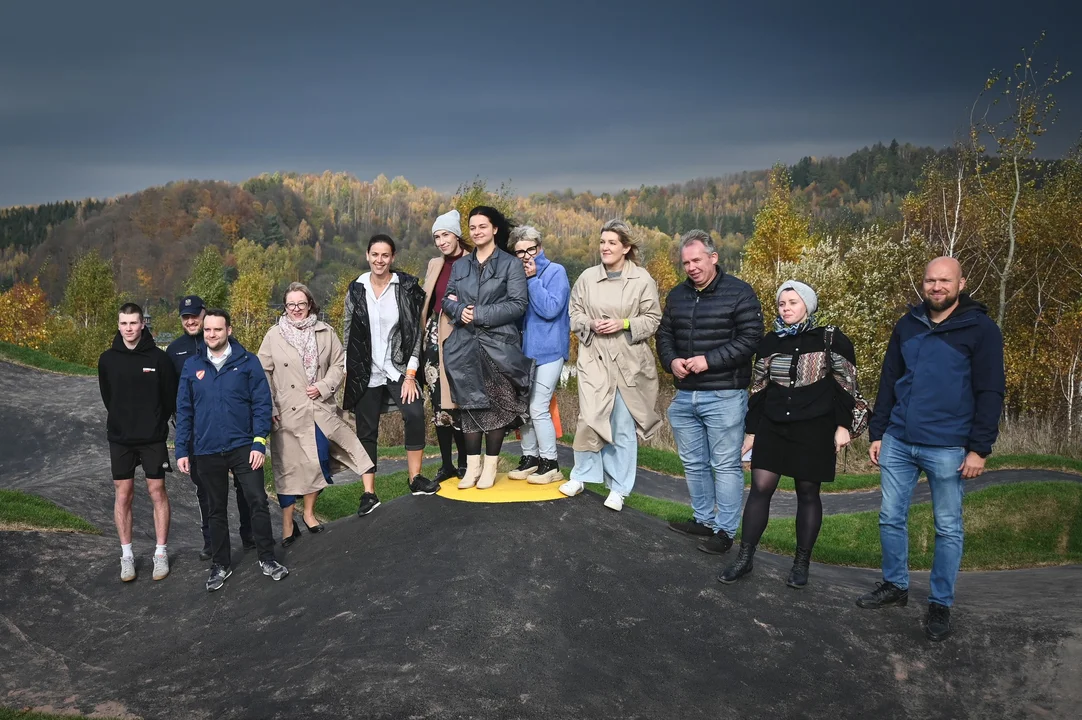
[228,268,275,350]
[0,278,50,349]
[62,251,118,329]
[184,245,229,309]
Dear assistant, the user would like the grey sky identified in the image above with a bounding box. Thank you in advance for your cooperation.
[2,0,1080,206]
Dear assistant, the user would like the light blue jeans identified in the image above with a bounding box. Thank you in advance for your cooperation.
[667,389,747,537]
[570,390,637,497]
[878,433,966,607]
[520,359,564,461]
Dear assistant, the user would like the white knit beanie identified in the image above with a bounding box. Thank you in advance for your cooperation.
[776,279,818,315]
[431,209,462,238]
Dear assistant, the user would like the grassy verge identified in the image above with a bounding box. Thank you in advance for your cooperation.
[0,710,123,720]
[0,490,99,533]
[0,341,96,376]
[587,482,1081,571]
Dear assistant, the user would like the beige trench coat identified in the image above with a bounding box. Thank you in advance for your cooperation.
[420,256,458,410]
[569,261,662,452]
[257,321,374,496]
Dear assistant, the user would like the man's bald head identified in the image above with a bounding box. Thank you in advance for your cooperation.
[923,256,967,314]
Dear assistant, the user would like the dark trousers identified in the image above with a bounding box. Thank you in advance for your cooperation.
[354,379,426,473]
[197,447,276,566]
[190,458,253,546]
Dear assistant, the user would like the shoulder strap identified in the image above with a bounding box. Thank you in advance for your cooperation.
[823,326,835,375]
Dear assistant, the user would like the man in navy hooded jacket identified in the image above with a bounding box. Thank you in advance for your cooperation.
[175,308,288,591]
[855,257,1004,642]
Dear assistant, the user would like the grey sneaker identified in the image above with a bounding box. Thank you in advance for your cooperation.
[260,559,289,581]
[120,556,136,582]
[206,564,232,592]
[152,552,170,581]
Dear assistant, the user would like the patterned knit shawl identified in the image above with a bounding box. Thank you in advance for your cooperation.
[277,313,319,384]
[773,313,818,336]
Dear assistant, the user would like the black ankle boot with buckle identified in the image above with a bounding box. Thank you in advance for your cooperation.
[786,546,812,588]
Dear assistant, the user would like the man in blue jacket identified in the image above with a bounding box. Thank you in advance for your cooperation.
[166,294,254,561]
[175,309,288,591]
[856,257,1005,641]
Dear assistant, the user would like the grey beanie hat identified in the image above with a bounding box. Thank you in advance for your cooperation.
[431,209,462,238]
[776,279,818,315]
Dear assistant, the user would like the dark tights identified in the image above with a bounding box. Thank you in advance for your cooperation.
[464,429,507,458]
[436,425,467,471]
[740,469,823,551]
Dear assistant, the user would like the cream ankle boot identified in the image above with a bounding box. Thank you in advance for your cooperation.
[476,454,500,489]
[458,455,482,489]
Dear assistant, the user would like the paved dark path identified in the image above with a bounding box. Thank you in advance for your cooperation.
[2,361,1081,719]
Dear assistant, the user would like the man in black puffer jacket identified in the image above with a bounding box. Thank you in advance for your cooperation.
[656,230,762,554]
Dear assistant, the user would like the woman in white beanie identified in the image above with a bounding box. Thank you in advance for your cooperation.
[719,279,868,588]
[420,209,471,483]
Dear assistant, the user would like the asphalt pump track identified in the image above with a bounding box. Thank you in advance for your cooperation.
[1,361,1080,719]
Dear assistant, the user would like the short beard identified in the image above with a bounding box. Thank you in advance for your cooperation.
[925,293,959,312]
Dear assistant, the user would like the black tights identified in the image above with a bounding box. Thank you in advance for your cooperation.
[740,469,823,551]
[436,425,467,471]
[464,429,506,457]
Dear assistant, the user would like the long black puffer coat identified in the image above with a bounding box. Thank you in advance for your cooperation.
[441,248,534,409]
[342,271,425,411]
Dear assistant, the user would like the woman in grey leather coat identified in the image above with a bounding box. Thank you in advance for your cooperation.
[442,206,533,490]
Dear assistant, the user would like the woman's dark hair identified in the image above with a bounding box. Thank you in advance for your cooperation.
[367,234,396,254]
[283,282,319,316]
[204,308,232,327]
[468,205,515,252]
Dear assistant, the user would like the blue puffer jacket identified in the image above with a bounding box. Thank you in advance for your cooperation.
[521,250,571,365]
[869,294,1005,455]
[175,337,273,461]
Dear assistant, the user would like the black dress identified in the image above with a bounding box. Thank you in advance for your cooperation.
[745,326,863,483]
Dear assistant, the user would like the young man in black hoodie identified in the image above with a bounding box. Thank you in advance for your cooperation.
[98,303,178,583]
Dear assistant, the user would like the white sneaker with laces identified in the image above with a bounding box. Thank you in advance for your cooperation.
[152,552,170,581]
[604,491,624,512]
[120,556,136,582]
[558,480,584,497]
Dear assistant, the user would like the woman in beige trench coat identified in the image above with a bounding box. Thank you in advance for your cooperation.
[420,209,471,483]
[258,282,374,546]
[559,220,662,511]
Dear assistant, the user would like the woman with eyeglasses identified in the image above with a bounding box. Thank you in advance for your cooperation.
[442,206,533,490]
[257,282,374,546]
[506,225,570,485]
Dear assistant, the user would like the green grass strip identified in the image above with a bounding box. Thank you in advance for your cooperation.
[0,489,99,533]
[0,341,96,376]
[0,709,124,720]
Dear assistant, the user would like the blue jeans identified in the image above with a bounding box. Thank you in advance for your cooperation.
[520,359,564,461]
[667,389,747,537]
[878,433,966,607]
[570,390,637,497]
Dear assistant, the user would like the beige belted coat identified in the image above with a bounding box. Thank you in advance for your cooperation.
[569,261,662,452]
[257,321,374,496]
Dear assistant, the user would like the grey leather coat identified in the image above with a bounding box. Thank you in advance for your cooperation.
[441,248,534,409]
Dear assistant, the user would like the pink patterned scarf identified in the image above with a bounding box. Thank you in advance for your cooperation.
[277,313,319,384]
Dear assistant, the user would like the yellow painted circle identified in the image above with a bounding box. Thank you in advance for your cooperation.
[437,474,569,503]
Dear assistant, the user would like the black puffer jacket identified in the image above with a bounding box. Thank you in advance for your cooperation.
[442,248,534,409]
[342,271,425,410]
[656,271,763,390]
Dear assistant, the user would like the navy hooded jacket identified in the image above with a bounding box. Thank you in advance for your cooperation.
[868,294,1005,456]
[174,337,273,461]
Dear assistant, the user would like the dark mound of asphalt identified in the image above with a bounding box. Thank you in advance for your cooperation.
[2,490,1081,720]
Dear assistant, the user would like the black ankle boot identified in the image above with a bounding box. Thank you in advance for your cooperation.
[718,543,756,584]
[787,546,812,588]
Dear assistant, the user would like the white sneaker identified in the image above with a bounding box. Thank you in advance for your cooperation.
[120,556,136,582]
[603,491,624,512]
[152,552,170,581]
[558,480,584,497]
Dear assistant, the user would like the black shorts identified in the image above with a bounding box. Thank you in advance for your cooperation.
[110,442,172,481]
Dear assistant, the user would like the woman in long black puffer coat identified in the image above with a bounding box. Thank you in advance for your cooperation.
[442,206,533,491]
[719,279,868,589]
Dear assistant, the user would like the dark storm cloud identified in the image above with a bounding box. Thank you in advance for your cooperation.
[1,0,1080,206]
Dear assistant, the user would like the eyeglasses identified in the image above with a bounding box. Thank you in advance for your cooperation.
[285,302,309,311]
[513,245,540,258]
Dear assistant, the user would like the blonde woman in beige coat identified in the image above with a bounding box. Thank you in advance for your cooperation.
[257,283,374,546]
[559,220,662,511]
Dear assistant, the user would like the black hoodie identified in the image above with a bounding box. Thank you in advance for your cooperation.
[97,327,179,445]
